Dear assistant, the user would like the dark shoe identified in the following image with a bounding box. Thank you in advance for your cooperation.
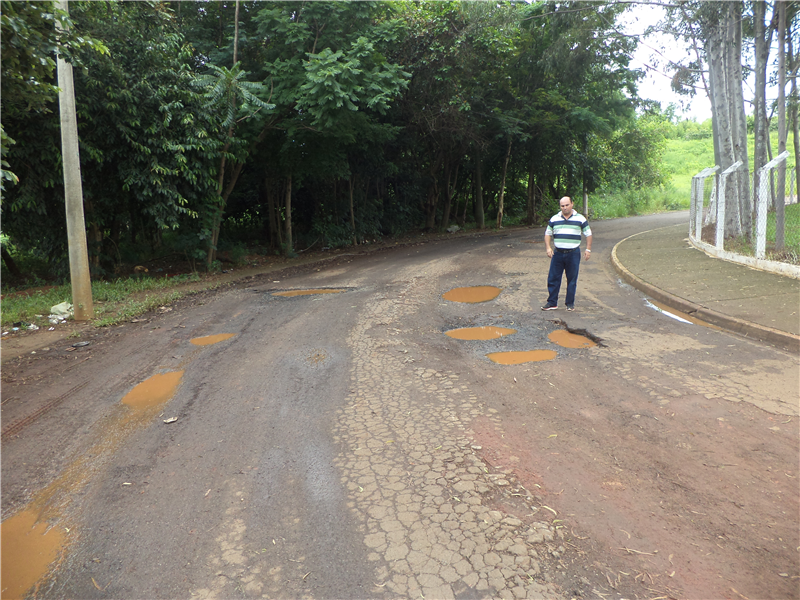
[566,306,575,311]
[541,304,558,311]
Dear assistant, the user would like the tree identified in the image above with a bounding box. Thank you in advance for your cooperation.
[664,2,750,238]
[0,0,107,190]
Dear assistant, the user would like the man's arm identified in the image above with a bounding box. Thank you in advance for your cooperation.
[545,232,553,258]
[584,234,592,261]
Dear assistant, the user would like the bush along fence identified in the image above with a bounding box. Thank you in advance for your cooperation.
[690,152,799,267]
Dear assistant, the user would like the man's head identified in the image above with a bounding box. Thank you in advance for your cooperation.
[559,196,574,218]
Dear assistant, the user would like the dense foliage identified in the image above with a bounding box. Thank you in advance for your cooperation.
[2,0,671,280]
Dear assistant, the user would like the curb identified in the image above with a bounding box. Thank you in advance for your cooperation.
[611,231,800,355]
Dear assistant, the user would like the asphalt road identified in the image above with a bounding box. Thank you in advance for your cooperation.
[2,212,798,600]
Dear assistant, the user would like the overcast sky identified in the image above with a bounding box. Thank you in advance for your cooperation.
[622,3,714,122]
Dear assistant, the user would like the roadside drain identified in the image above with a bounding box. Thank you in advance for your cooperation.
[442,285,501,303]
[445,326,517,340]
[272,288,345,297]
[190,333,236,346]
[487,350,557,365]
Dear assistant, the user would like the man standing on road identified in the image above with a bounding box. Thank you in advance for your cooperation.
[542,196,592,311]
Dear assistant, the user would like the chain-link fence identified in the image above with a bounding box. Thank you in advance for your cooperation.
[690,154,797,262]
[764,163,797,253]
[754,151,791,259]
[703,161,744,249]
[690,166,718,241]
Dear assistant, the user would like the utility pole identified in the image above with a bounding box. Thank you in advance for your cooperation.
[56,0,93,319]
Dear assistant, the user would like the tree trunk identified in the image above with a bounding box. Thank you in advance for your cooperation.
[349,174,356,245]
[265,177,280,250]
[441,161,457,232]
[285,174,293,255]
[525,157,535,226]
[707,2,746,238]
[496,139,512,229]
[789,18,800,179]
[232,0,240,64]
[752,1,773,223]
[730,3,751,234]
[474,151,484,229]
[424,153,443,230]
[775,0,786,249]
[1,246,24,279]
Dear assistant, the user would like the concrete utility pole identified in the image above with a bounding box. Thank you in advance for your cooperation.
[56,0,93,319]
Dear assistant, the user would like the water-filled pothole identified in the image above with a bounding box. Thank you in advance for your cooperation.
[3,370,186,598]
[487,350,557,365]
[442,286,501,303]
[1,508,66,600]
[190,333,236,346]
[273,289,345,297]
[121,371,184,411]
[548,330,596,349]
[445,326,517,340]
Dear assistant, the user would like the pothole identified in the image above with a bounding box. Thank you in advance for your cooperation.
[272,289,346,297]
[445,326,517,340]
[121,371,184,411]
[487,350,557,365]
[190,333,236,346]
[548,330,595,349]
[551,320,605,347]
[1,508,66,600]
[442,286,501,303]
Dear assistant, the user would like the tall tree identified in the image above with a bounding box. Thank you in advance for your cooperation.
[666,2,750,238]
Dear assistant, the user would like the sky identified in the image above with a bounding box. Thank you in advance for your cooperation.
[622,4,714,122]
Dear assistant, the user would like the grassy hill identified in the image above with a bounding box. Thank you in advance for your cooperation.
[665,129,797,198]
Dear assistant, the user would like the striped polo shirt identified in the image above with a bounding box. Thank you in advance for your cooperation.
[545,210,591,250]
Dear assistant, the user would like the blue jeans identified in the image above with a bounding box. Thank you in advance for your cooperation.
[547,249,581,307]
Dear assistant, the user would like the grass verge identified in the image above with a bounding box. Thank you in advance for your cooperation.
[590,186,689,220]
[2,273,203,329]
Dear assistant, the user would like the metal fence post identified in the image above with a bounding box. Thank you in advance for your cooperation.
[716,161,743,250]
[690,167,719,244]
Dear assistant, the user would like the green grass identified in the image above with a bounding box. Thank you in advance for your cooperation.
[664,131,797,198]
[722,203,800,264]
[1,272,201,329]
[589,186,689,220]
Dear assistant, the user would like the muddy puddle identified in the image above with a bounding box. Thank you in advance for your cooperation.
[445,326,517,340]
[273,289,345,297]
[487,350,557,365]
[121,371,184,411]
[190,333,236,346]
[548,330,596,349]
[442,286,501,303]
[1,509,65,600]
[0,370,186,598]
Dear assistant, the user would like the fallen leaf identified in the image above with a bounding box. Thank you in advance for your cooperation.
[163,417,178,424]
